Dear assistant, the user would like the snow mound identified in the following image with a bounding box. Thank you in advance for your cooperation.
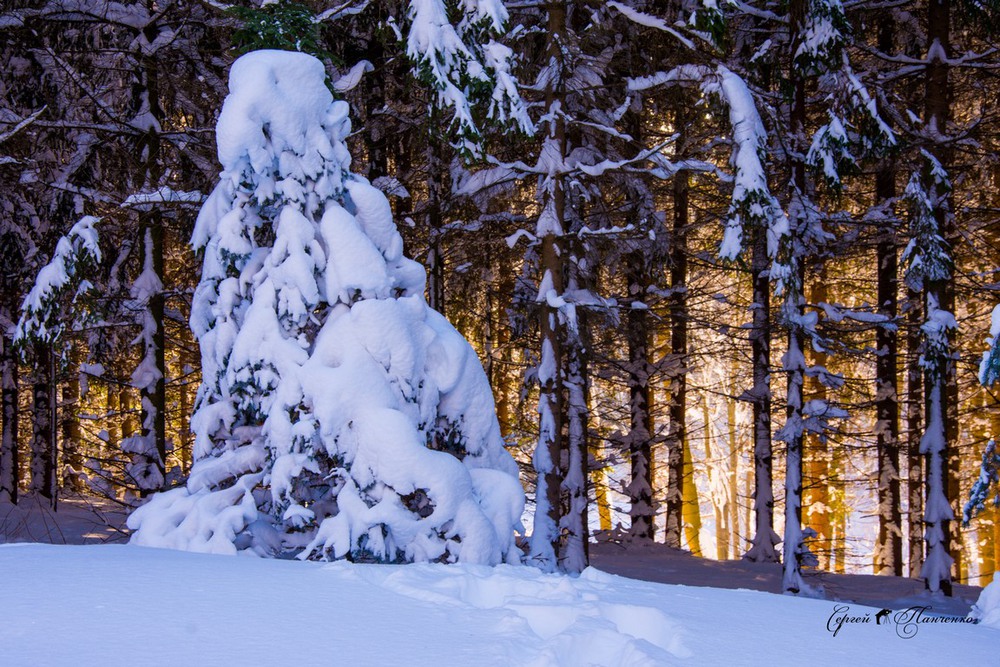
[970,572,1000,629]
[129,50,523,564]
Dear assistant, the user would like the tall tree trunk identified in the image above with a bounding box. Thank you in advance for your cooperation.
[622,78,658,545]
[0,334,18,503]
[727,395,740,559]
[905,287,924,577]
[682,422,702,557]
[704,395,726,560]
[625,250,655,542]
[425,119,446,315]
[781,0,810,594]
[920,0,955,596]
[994,506,1000,585]
[178,352,195,475]
[30,342,56,503]
[743,462,754,557]
[61,344,84,492]
[873,5,903,580]
[744,228,778,562]
[782,317,808,593]
[831,445,848,573]
[128,28,167,495]
[561,267,589,572]
[489,265,515,435]
[595,469,612,532]
[804,274,831,570]
[972,391,994,586]
[104,383,119,495]
[130,221,166,495]
[528,0,567,573]
[981,508,997,586]
[664,127,689,548]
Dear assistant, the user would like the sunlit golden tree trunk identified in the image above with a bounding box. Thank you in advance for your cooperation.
[0,335,18,503]
[727,396,740,559]
[804,274,831,570]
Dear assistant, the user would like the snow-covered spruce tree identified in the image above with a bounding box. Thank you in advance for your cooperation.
[128,51,524,563]
[904,0,958,597]
[13,216,102,501]
[774,0,896,594]
[903,157,955,594]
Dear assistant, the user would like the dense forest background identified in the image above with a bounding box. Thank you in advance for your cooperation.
[2,0,1000,592]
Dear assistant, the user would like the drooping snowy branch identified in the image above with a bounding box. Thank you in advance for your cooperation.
[14,215,101,354]
[963,440,1000,525]
[628,63,788,263]
[404,0,533,154]
[606,1,697,50]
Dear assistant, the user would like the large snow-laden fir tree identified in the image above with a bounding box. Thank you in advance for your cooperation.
[128,50,524,564]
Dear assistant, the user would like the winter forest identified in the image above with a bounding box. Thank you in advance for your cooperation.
[5,0,1000,627]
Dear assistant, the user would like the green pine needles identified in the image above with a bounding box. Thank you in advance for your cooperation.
[230,2,331,61]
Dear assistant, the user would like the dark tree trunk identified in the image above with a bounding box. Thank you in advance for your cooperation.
[30,342,56,503]
[61,344,84,492]
[905,288,924,577]
[132,31,168,494]
[874,152,902,575]
[625,251,655,542]
[664,124,689,548]
[781,0,809,594]
[621,103,657,544]
[528,0,567,573]
[744,227,778,562]
[425,126,446,315]
[874,13,902,575]
[921,0,954,596]
[561,258,589,572]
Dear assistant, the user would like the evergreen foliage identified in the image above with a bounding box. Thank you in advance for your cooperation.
[128,51,524,564]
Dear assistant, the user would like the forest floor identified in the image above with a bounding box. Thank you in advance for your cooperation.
[0,493,984,617]
[589,538,982,617]
[0,493,129,546]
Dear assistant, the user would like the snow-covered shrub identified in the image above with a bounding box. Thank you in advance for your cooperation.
[128,50,524,564]
[969,572,1000,629]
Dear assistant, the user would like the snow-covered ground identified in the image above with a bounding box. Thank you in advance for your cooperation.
[0,541,995,666]
[2,498,998,665]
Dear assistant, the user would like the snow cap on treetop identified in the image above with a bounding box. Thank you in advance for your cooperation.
[216,49,350,177]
